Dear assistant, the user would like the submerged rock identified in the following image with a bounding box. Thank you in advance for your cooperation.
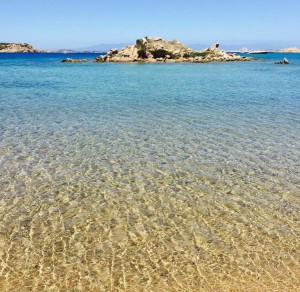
[94,37,256,63]
[61,58,88,63]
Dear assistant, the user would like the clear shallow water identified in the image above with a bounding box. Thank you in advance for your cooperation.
[0,53,300,291]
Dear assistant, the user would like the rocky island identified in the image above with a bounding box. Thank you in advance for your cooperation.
[278,47,300,53]
[0,43,38,53]
[94,37,255,63]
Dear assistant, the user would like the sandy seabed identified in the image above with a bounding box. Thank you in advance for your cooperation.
[0,165,299,291]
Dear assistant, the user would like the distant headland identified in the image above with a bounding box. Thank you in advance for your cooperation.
[0,44,100,54]
[0,43,38,53]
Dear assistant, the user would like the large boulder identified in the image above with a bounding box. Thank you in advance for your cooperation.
[137,37,192,55]
[205,43,220,52]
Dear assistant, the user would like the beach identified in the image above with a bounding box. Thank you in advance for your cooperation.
[0,53,299,291]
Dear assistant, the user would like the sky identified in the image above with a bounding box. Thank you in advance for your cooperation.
[1,0,300,50]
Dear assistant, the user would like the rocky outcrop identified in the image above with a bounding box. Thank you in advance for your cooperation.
[275,57,289,64]
[61,58,88,63]
[0,43,38,53]
[205,43,219,52]
[94,37,255,63]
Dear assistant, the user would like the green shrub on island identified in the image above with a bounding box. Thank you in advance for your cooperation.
[0,43,9,50]
[150,49,173,59]
[184,51,211,58]
[137,49,147,59]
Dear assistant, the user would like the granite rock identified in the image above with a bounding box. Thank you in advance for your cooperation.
[94,37,256,63]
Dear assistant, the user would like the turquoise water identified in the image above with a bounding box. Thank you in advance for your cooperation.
[0,53,300,291]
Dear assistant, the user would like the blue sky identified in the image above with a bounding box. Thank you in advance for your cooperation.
[1,0,299,50]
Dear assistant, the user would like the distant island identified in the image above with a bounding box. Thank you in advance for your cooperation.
[92,37,255,63]
[230,47,300,54]
[278,47,300,53]
[41,49,102,53]
[43,49,79,54]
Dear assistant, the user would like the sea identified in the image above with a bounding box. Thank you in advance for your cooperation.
[0,52,299,291]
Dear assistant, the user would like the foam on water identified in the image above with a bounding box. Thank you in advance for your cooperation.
[0,54,300,291]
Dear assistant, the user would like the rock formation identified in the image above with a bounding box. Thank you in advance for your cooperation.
[0,43,38,53]
[275,57,289,65]
[94,37,255,63]
[61,58,88,63]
